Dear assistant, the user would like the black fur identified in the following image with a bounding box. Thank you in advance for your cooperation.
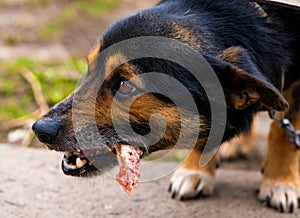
[100,0,299,143]
[102,0,296,81]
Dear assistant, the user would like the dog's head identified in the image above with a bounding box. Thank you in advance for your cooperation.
[32,10,288,177]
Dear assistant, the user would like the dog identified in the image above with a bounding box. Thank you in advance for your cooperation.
[32,0,300,213]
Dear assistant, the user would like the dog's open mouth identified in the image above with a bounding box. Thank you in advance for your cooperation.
[62,148,102,176]
[62,144,143,194]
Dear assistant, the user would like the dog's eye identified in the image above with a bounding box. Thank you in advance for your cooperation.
[118,80,136,95]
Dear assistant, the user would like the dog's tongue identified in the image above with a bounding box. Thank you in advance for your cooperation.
[115,144,142,195]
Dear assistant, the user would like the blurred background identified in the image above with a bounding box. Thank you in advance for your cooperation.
[0,0,158,148]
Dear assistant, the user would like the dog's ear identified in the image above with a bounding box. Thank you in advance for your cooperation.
[204,46,288,111]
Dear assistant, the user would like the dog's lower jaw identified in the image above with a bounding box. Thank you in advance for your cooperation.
[60,147,119,177]
[61,151,100,177]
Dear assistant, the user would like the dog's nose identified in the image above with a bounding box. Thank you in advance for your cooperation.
[32,118,61,144]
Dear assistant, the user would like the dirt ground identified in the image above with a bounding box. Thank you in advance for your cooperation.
[1,143,299,218]
[0,0,158,60]
[1,115,299,217]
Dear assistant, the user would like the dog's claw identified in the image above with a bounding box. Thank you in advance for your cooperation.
[171,190,176,199]
[266,195,271,208]
[289,202,294,213]
[195,190,203,199]
[279,202,284,213]
[169,168,215,200]
[258,180,300,213]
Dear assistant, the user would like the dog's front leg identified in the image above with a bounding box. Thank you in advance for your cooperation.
[258,84,300,213]
[258,121,300,212]
[169,149,217,200]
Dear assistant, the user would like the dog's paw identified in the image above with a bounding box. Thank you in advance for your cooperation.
[218,141,241,160]
[219,136,256,160]
[168,168,215,200]
[258,179,300,213]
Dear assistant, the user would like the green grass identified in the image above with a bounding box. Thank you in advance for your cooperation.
[0,58,87,122]
[39,0,121,38]
[39,7,76,38]
[75,0,121,17]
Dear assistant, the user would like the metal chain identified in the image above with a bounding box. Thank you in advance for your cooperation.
[268,110,300,148]
[268,68,300,148]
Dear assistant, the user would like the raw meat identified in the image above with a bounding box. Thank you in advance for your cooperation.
[115,144,142,195]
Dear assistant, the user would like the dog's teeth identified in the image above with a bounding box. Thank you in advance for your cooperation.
[76,158,87,168]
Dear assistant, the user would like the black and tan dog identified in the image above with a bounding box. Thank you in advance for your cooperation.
[32,0,300,213]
